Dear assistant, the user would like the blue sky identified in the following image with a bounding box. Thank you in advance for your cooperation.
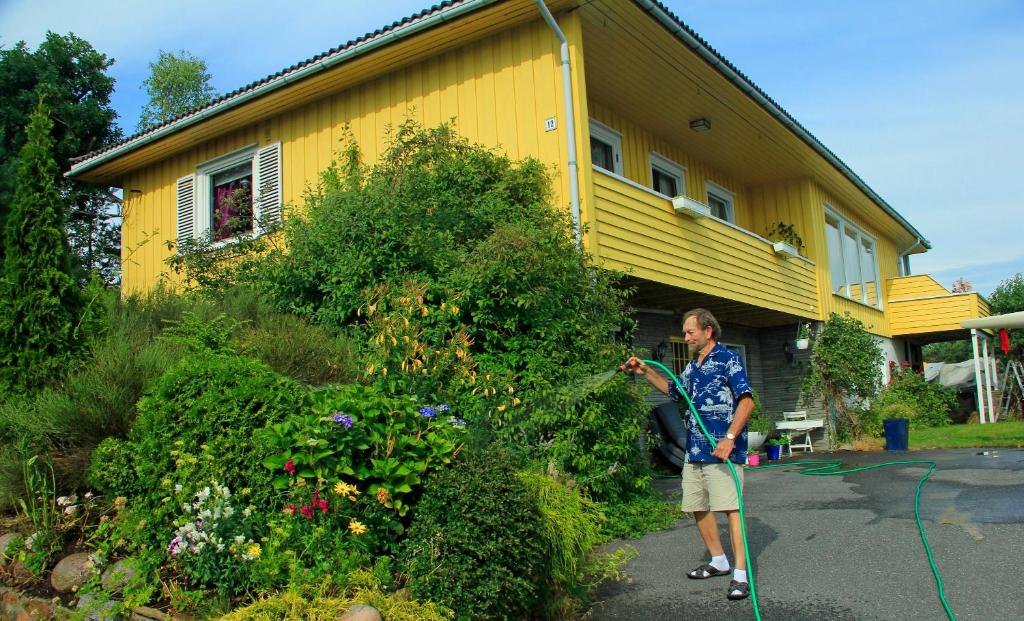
[2,0,1022,295]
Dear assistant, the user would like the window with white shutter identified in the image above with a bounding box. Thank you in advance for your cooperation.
[175,142,283,246]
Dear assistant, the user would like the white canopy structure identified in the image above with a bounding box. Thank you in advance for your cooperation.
[961,311,1024,423]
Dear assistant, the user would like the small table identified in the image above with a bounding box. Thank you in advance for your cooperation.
[775,415,824,455]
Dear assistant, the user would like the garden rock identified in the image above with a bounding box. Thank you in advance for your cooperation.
[101,558,139,592]
[51,552,96,593]
[0,533,18,564]
[77,592,124,620]
[339,604,383,621]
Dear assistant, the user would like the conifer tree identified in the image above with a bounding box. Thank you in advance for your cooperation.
[0,99,83,392]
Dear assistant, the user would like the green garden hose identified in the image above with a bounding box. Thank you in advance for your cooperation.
[638,359,956,621]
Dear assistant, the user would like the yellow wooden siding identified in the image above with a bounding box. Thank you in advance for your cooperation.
[120,17,583,294]
[889,292,989,335]
[887,274,950,299]
[586,101,750,231]
[591,171,818,318]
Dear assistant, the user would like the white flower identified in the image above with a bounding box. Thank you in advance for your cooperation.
[242,507,252,517]
[234,535,245,544]
[64,505,79,515]
[56,496,69,506]
[175,484,183,494]
[84,491,94,499]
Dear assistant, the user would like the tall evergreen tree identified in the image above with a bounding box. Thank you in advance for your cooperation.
[0,32,122,281]
[0,100,83,393]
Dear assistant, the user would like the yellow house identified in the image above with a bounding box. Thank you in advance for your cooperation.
[68,0,988,419]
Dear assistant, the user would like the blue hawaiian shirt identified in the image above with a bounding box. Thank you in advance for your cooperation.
[668,343,753,464]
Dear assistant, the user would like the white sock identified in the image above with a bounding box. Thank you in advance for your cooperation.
[733,569,747,583]
[710,554,729,571]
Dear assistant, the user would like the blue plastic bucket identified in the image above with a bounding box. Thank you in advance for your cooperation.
[883,418,909,451]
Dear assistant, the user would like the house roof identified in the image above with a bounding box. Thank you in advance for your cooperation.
[66,0,929,249]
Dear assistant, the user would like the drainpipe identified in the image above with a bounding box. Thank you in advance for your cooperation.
[897,237,923,276]
[534,0,582,249]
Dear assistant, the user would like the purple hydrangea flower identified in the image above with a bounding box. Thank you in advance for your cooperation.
[419,406,437,418]
[333,412,353,428]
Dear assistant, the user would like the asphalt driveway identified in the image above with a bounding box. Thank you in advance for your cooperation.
[590,449,1024,621]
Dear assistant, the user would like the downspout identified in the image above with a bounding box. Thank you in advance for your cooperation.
[534,0,582,249]
[897,237,924,276]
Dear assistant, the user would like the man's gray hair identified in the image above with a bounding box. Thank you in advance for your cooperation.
[683,308,722,341]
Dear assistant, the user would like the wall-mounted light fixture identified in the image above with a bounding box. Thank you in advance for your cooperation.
[651,339,668,362]
[689,117,712,132]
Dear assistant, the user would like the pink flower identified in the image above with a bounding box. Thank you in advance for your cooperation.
[300,505,314,520]
[284,459,295,475]
[318,498,328,513]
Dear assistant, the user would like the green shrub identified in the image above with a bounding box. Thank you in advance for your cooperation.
[519,471,604,620]
[872,363,955,431]
[402,449,545,621]
[599,490,683,541]
[89,350,310,551]
[237,314,359,386]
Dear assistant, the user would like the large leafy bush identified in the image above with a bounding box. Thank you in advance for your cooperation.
[401,449,545,621]
[870,362,956,431]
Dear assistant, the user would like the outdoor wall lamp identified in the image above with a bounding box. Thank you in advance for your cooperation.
[651,339,668,362]
[783,340,795,364]
[689,117,712,132]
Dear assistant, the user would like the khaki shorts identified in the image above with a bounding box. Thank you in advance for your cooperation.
[681,462,744,512]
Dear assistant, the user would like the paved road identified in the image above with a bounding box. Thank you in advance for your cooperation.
[591,449,1024,621]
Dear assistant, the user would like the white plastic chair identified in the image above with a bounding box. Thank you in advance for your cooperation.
[781,410,813,455]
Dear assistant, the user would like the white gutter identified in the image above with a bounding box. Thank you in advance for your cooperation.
[68,0,501,178]
[896,237,924,276]
[534,0,582,248]
[633,0,931,250]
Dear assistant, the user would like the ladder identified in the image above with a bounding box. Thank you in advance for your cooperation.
[999,359,1024,420]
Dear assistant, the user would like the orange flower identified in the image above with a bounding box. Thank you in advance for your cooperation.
[348,520,368,535]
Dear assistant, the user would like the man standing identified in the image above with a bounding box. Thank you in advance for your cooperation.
[625,308,754,600]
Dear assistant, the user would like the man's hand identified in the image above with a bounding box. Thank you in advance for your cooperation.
[712,437,735,461]
[620,357,647,376]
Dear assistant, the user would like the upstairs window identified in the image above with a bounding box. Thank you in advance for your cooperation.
[589,119,623,175]
[825,208,881,307]
[176,142,282,245]
[705,180,735,223]
[649,151,685,197]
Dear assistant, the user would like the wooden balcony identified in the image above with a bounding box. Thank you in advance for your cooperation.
[589,169,818,323]
[887,275,991,342]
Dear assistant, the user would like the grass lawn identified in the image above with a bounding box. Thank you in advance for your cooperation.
[909,420,1024,449]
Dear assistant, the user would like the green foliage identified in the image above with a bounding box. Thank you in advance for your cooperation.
[220,570,455,621]
[89,350,310,552]
[137,50,216,131]
[519,470,606,619]
[249,120,639,501]
[0,99,84,392]
[746,392,772,432]
[871,362,956,431]
[990,272,1024,354]
[923,340,972,363]
[260,383,465,532]
[597,491,682,541]
[765,221,804,253]
[531,377,651,501]
[803,313,883,446]
[402,449,545,621]
[0,32,121,279]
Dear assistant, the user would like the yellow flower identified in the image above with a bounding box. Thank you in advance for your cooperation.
[450,305,460,314]
[512,397,521,406]
[497,404,507,412]
[376,487,390,505]
[334,481,360,498]
[246,543,261,559]
[382,367,388,376]
[348,520,368,535]
[366,364,376,375]
[420,307,429,316]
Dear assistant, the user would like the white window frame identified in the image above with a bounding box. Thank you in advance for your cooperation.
[195,144,259,244]
[589,119,623,175]
[178,142,282,247]
[648,151,686,198]
[705,180,736,223]
[824,205,882,309]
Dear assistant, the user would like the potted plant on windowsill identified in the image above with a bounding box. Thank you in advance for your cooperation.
[766,221,804,257]
[795,323,810,350]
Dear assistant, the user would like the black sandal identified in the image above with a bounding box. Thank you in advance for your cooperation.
[686,563,730,579]
[727,580,749,600]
